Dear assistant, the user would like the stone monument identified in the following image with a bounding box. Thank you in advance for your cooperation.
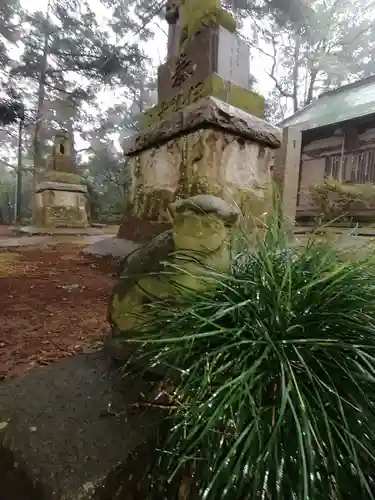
[118,0,281,242]
[33,129,89,229]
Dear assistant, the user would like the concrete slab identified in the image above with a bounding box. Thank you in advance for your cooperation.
[0,351,160,500]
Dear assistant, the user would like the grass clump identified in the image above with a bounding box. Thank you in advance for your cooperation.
[123,216,375,499]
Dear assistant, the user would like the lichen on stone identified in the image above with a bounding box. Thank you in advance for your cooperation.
[178,0,236,51]
[42,171,83,185]
[138,74,265,129]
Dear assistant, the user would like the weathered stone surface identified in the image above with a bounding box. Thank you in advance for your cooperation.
[42,171,84,185]
[155,0,255,126]
[36,181,87,194]
[157,24,250,103]
[34,186,88,228]
[125,96,280,154]
[33,130,89,229]
[178,0,236,50]
[165,0,181,59]
[107,195,239,354]
[0,352,160,500]
[116,215,172,243]
[138,74,265,128]
[171,193,242,224]
[47,129,75,174]
[107,230,175,337]
[124,120,277,229]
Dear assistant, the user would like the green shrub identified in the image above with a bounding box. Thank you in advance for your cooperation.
[122,216,375,499]
[309,179,375,223]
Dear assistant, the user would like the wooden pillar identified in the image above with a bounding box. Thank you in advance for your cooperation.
[274,126,302,225]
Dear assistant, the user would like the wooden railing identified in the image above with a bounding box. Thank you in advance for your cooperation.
[325,148,375,184]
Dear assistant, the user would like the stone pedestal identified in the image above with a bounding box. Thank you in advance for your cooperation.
[120,97,281,240]
[34,180,88,229]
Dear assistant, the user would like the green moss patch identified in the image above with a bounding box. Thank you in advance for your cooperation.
[138,74,265,128]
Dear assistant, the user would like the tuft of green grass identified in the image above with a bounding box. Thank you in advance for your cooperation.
[122,214,375,499]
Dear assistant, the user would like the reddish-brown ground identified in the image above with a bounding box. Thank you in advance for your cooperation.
[0,244,120,380]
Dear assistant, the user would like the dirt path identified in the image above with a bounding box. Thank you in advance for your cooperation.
[0,244,120,380]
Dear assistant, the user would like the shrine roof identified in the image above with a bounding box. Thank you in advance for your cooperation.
[280,75,375,131]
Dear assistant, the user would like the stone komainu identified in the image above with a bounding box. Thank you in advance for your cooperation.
[107,195,240,359]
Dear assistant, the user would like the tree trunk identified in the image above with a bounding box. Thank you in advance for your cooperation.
[5,191,12,224]
[292,32,301,112]
[32,0,51,222]
[305,68,318,106]
[15,119,23,224]
[65,118,77,168]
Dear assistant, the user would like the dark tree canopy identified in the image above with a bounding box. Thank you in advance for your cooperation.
[0,91,24,126]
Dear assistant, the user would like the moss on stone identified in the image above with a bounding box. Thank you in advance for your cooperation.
[142,189,175,221]
[44,206,88,228]
[179,0,236,51]
[43,171,84,185]
[187,177,222,198]
[138,74,265,129]
[108,198,239,340]
[210,74,265,118]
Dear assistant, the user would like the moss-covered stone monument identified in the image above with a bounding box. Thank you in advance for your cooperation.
[118,0,281,241]
[33,129,89,228]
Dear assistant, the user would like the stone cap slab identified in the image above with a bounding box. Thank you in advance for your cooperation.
[123,96,281,155]
[36,181,88,194]
[0,351,160,499]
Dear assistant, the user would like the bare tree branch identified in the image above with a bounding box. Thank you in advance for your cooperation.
[266,35,294,100]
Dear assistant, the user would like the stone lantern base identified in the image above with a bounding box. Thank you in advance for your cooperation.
[34,181,89,229]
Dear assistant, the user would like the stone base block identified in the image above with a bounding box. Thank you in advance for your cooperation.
[0,352,160,500]
[34,181,89,228]
[123,96,281,231]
